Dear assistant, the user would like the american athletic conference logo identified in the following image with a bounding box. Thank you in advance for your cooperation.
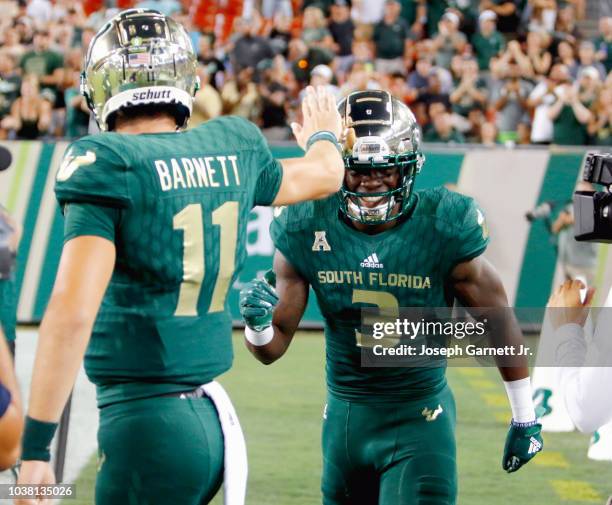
[360,253,384,269]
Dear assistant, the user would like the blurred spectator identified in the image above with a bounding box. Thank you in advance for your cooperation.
[516,120,531,144]
[423,111,466,143]
[480,0,523,35]
[422,0,450,38]
[588,86,612,146]
[0,74,51,139]
[231,14,274,74]
[472,10,505,71]
[450,57,488,117]
[198,34,225,90]
[261,0,293,20]
[20,29,62,102]
[26,0,52,27]
[64,7,87,49]
[351,0,385,27]
[339,61,381,95]
[526,30,552,76]
[303,64,340,100]
[302,5,335,58]
[289,37,333,85]
[221,67,260,121]
[386,71,411,103]
[594,17,612,74]
[329,0,355,76]
[267,13,292,57]
[492,59,533,138]
[260,81,290,140]
[576,66,602,106]
[418,72,451,109]
[398,0,427,38]
[373,0,411,75]
[407,57,433,97]
[548,82,592,145]
[0,55,21,139]
[481,120,499,145]
[577,40,607,81]
[527,63,571,144]
[451,1,480,39]
[554,4,581,44]
[190,66,222,128]
[525,0,557,34]
[1,28,25,61]
[432,10,467,70]
[557,39,578,78]
[59,47,86,138]
[464,105,487,142]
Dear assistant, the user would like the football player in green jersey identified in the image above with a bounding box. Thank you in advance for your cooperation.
[240,90,543,504]
[16,8,345,505]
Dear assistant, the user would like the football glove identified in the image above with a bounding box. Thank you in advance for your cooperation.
[502,420,543,473]
[239,270,278,332]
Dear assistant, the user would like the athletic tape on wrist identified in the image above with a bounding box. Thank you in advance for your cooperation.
[244,326,274,346]
[21,416,59,462]
[306,131,342,155]
[504,377,536,424]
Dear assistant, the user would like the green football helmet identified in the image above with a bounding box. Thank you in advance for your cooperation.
[81,8,199,131]
[337,90,424,225]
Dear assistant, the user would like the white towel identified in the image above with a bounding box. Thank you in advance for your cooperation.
[200,381,248,505]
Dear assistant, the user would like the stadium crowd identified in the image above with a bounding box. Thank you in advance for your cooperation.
[0,0,610,146]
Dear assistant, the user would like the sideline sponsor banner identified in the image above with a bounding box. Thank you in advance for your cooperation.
[1,141,610,325]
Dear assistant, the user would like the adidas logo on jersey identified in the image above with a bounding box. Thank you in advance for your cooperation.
[528,437,542,454]
[360,253,384,269]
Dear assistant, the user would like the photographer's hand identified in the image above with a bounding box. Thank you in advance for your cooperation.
[548,280,595,330]
[550,210,572,234]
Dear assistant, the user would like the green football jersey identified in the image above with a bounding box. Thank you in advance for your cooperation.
[270,187,489,402]
[55,115,283,407]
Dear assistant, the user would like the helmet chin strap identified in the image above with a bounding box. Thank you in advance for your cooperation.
[347,196,396,223]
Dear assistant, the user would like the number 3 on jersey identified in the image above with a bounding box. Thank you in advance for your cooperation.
[173,201,238,316]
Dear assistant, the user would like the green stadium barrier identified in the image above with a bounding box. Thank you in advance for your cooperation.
[1,141,610,326]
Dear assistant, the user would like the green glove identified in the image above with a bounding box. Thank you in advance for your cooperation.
[502,420,543,473]
[239,270,278,331]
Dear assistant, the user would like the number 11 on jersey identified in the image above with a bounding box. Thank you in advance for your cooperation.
[173,201,239,316]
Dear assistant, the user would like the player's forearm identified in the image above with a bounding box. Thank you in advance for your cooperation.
[27,298,93,422]
[277,142,344,204]
[245,325,294,365]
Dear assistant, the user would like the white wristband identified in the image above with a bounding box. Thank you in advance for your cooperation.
[244,326,274,346]
[503,377,536,423]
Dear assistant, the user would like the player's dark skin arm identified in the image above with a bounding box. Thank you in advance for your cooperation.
[450,256,529,381]
[245,251,309,364]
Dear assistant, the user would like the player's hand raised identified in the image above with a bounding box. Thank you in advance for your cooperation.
[239,271,278,332]
[291,86,343,150]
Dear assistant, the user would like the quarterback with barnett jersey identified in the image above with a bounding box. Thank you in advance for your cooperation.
[17,8,346,505]
[240,90,543,504]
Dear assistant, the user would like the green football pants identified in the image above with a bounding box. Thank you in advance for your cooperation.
[322,385,457,505]
[96,395,224,505]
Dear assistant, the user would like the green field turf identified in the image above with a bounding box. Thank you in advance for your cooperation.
[66,332,611,504]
